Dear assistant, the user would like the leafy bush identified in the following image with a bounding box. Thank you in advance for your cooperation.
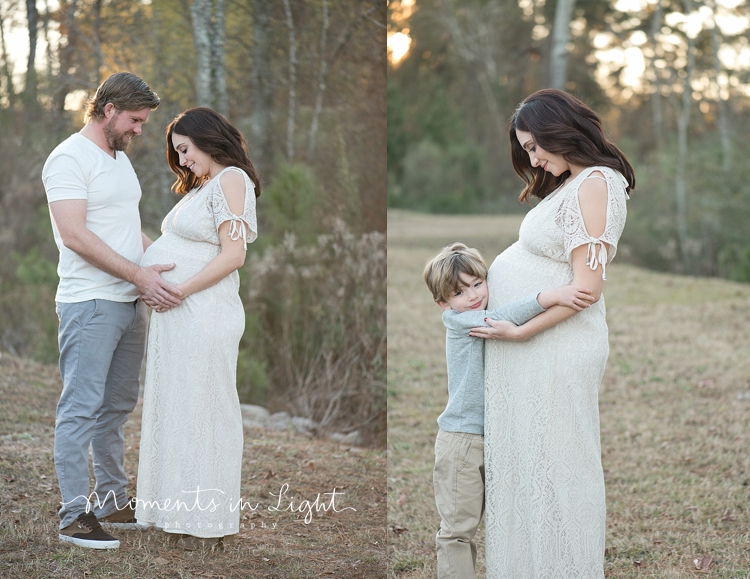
[620,136,750,281]
[0,247,59,363]
[261,163,324,245]
[390,138,487,213]
[240,220,386,443]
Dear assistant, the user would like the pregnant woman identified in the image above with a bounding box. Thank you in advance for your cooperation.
[135,108,260,550]
[470,89,634,577]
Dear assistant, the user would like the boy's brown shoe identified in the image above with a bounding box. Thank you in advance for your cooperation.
[59,512,120,549]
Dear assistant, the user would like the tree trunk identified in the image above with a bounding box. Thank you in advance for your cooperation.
[282,0,297,161]
[675,0,695,272]
[329,4,379,64]
[210,0,227,115]
[0,7,16,108]
[710,3,730,172]
[42,0,53,79]
[307,0,328,159]
[191,0,212,107]
[550,0,575,89]
[93,0,103,83]
[250,0,274,172]
[24,0,38,107]
[54,0,79,113]
[439,1,506,143]
[649,0,664,148]
[308,2,380,159]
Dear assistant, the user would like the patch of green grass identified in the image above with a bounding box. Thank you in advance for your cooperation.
[391,556,425,573]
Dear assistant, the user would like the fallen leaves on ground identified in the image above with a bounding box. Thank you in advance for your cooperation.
[693,553,713,572]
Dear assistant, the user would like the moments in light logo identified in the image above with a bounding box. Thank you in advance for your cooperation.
[62,483,357,526]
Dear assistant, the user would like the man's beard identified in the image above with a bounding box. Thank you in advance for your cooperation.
[103,115,134,152]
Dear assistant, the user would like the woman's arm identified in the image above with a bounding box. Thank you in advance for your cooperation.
[471,245,604,340]
[171,171,248,301]
[470,174,609,341]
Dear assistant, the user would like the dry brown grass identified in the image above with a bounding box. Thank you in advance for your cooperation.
[0,354,386,578]
[387,209,750,578]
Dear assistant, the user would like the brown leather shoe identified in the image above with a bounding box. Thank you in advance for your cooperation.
[59,512,120,549]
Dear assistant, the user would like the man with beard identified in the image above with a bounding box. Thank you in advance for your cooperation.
[42,72,182,549]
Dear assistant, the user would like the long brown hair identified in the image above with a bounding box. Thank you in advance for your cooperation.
[509,89,635,202]
[166,107,261,197]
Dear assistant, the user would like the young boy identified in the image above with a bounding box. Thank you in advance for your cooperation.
[423,242,593,579]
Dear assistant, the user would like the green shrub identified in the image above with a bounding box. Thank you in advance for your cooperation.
[261,163,324,245]
[0,247,59,363]
[241,220,386,442]
[393,138,487,213]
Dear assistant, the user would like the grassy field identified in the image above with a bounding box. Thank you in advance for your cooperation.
[387,209,750,578]
[0,355,386,578]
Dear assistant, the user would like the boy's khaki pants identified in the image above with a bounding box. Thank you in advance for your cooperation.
[433,429,485,579]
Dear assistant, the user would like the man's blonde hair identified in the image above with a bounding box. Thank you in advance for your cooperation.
[84,72,160,122]
[423,242,488,303]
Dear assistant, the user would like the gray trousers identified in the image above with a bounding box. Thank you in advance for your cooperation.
[434,429,485,579]
[54,299,147,529]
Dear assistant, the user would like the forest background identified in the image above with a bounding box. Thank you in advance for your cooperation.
[0,0,387,443]
[387,0,750,283]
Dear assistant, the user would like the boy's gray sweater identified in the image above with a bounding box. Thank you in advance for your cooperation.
[438,294,545,435]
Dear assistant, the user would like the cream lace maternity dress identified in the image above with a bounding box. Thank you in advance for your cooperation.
[135,167,257,538]
[484,166,628,578]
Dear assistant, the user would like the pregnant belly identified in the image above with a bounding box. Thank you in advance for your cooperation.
[488,240,608,338]
[141,232,219,286]
[487,242,572,307]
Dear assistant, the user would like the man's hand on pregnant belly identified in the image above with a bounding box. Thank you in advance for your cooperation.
[135,264,183,311]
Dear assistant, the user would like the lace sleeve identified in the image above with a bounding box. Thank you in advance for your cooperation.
[208,167,258,249]
[556,167,628,280]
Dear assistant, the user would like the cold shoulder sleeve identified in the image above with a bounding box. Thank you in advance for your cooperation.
[555,167,628,280]
[208,167,258,249]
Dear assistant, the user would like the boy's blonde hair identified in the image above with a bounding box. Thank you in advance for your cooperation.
[423,243,488,303]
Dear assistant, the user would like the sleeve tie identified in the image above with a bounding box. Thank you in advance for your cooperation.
[586,238,608,280]
[227,216,248,250]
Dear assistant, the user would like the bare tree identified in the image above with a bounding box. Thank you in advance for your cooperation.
[191,0,212,107]
[41,0,53,80]
[648,0,664,148]
[437,0,508,142]
[53,0,79,113]
[24,0,39,107]
[191,0,227,113]
[0,4,16,108]
[210,0,227,115]
[250,0,274,172]
[282,0,297,161]
[549,0,575,89]
[307,0,329,160]
[674,0,695,272]
[308,2,380,158]
[93,0,102,83]
[709,1,730,172]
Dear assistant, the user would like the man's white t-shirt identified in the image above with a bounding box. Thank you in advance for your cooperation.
[42,133,144,303]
